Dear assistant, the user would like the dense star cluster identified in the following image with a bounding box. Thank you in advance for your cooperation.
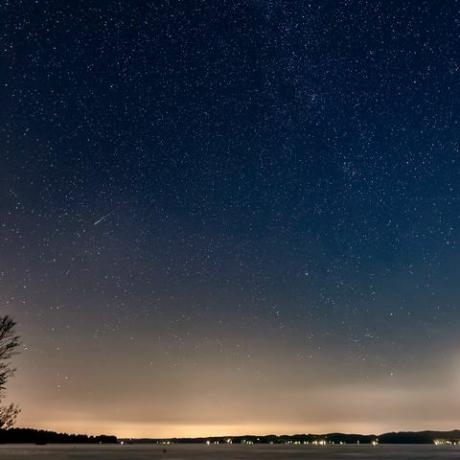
[1,0,459,437]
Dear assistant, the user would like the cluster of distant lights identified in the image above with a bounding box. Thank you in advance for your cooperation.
[433,439,460,446]
[199,439,382,446]
[119,438,460,447]
[155,438,382,446]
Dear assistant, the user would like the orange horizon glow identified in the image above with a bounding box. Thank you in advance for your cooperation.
[9,336,460,440]
[13,420,460,439]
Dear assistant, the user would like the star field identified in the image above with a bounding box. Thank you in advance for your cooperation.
[1,0,460,437]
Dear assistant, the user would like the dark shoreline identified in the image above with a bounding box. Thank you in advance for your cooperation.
[0,428,117,444]
[123,430,460,445]
[2,428,460,445]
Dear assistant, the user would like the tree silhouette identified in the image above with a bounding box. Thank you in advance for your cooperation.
[0,316,20,429]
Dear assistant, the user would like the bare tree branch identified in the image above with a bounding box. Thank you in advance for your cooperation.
[0,316,20,429]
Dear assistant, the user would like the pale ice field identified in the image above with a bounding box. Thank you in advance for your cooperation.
[1,444,460,459]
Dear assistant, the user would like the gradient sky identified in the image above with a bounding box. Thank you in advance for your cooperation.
[2,0,460,438]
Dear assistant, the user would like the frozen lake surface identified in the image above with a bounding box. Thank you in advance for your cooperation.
[0,444,459,459]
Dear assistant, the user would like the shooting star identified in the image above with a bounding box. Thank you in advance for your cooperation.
[94,211,113,226]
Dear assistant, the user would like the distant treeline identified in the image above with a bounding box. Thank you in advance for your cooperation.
[0,428,117,444]
[3,428,460,445]
[129,430,460,445]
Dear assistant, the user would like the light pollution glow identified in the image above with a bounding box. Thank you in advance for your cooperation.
[3,0,459,440]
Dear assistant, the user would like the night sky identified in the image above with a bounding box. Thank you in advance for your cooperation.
[2,0,460,438]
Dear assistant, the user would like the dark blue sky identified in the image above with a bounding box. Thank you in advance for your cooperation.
[2,0,460,436]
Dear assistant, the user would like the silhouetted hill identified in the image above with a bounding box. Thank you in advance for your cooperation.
[124,430,460,445]
[378,430,460,444]
[0,428,117,444]
[3,428,460,445]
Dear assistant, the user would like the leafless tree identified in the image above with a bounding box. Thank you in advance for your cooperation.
[0,316,20,429]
